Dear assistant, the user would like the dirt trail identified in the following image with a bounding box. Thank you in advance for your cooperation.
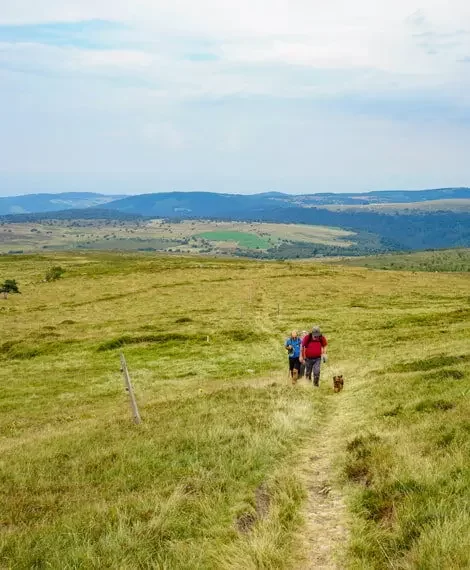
[299,382,350,569]
[244,369,350,568]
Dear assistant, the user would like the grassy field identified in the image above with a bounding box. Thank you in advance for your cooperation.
[0,219,355,256]
[338,248,470,272]
[0,252,469,568]
[196,231,272,249]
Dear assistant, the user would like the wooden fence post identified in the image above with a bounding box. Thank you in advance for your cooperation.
[120,352,142,424]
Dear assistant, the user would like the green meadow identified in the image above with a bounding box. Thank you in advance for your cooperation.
[195,231,272,249]
[0,252,469,569]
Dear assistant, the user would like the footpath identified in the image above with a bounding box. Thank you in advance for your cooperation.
[296,370,353,569]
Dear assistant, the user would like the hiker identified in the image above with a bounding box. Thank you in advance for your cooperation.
[299,330,308,378]
[285,330,302,385]
[300,326,328,387]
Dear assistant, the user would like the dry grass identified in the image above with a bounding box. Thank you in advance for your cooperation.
[337,248,470,273]
[0,252,469,568]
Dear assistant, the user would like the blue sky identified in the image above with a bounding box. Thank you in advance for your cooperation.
[0,1,469,196]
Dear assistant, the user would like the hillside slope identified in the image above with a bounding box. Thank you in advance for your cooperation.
[101,191,470,251]
[104,188,470,213]
[2,188,470,217]
[2,189,470,252]
[0,252,468,568]
[0,193,124,215]
[338,248,470,272]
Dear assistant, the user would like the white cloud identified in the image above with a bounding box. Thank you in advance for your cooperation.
[76,49,153,68]
[2,1,470,79]
[2,0,469,37]
[0,0,470,193]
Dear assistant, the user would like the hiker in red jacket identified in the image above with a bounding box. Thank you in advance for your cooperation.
[300,325,328,387]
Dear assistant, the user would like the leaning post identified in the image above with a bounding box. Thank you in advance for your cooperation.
[119,352,142,424]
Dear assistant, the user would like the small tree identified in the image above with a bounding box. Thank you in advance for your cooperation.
[0,279,20,299]
[45,266,65,282]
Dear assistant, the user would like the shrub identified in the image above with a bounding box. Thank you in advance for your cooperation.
[0,279,20,295]
[45,266,65,282]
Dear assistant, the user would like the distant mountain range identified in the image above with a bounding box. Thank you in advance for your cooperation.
[0,192,124,216]
[1,188,469,252]
[1,187,469,217]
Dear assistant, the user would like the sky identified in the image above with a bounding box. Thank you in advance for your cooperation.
[1,1,470,196]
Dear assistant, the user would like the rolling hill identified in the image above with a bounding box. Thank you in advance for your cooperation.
[1,188,469,254]
[101,188,470,216]
[0,192,125,216]
[0,251,469,568]
[337,248,470,272]
[2,188,470,217]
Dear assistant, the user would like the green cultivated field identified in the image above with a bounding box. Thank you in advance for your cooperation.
[196,231,272,249]
[0,252,469,568]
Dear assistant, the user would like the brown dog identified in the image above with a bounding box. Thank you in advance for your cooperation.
[333,375,344,393]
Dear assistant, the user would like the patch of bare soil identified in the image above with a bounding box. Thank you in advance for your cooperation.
[236,482,271,534]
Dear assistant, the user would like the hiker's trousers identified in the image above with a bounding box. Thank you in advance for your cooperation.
[305,358,321,383]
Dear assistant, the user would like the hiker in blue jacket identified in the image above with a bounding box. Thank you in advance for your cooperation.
[285,330,302,385]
